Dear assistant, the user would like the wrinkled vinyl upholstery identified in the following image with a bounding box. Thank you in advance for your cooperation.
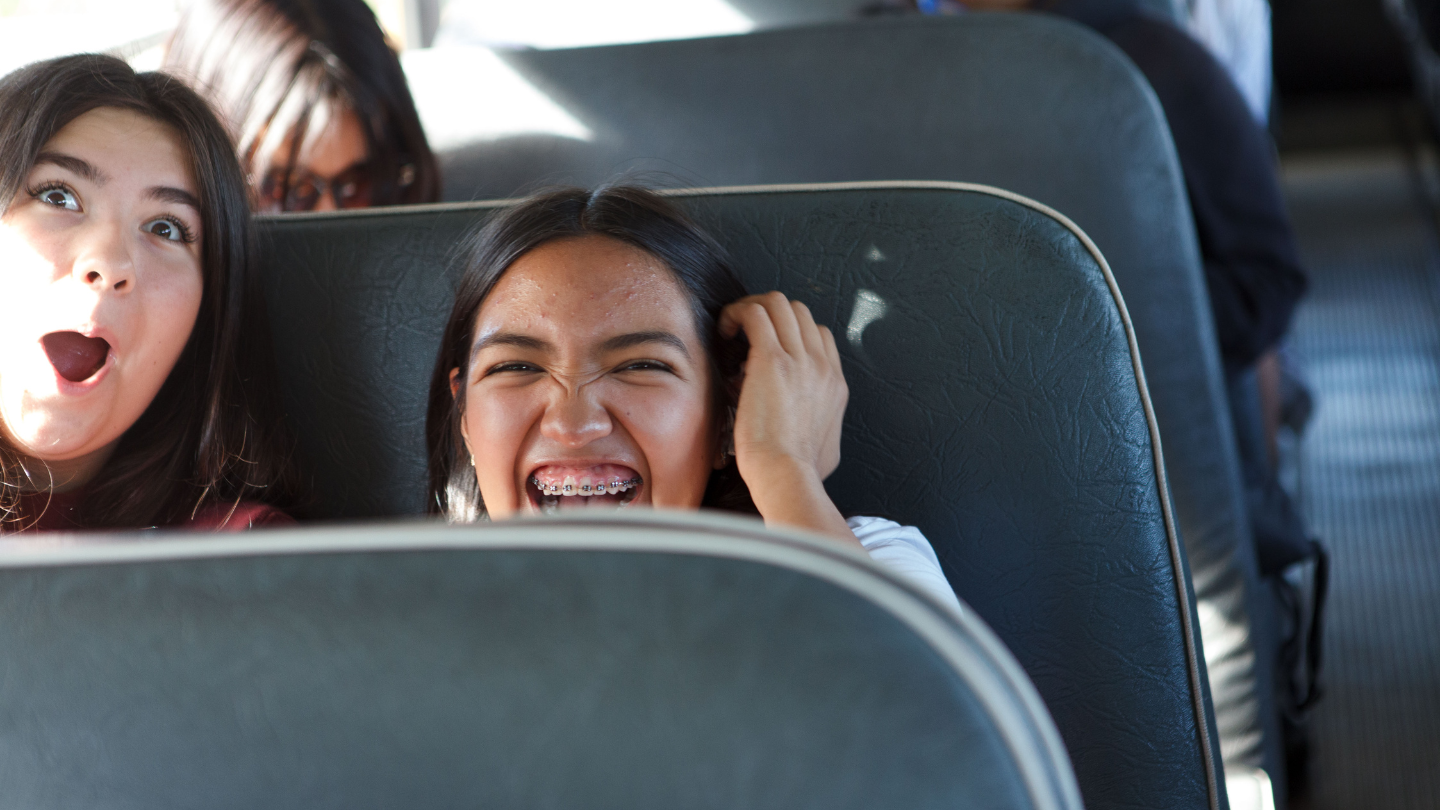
[423,14,1267,802]
[257,184,1219,810]
[0,512,1081,810]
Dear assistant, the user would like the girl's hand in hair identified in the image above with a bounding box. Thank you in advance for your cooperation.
[718,292,856,548]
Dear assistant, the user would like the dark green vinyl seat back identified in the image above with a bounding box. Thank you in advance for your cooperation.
[0,513,1081,810]
[435,20,1252,641]
[429,15,1269,805]
[257,184,1219,810]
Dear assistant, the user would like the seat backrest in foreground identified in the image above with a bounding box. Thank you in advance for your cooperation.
[0,511,1080,810]
[258,183,1220,810]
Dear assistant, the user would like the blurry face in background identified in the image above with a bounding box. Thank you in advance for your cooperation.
[256,104,371,212]
[0,107,205,489]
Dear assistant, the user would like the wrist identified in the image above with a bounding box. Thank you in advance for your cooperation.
[734,447,858,547]
[739,451,821,506]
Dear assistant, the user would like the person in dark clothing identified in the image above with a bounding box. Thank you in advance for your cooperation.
[869,0,1308,376]
[863,0,1323,798]
[1038,11,1325,799]
[1043,0,1308,377]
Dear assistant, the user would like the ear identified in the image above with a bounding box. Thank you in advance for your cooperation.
[450,367,471,448]
[712,404,736,470]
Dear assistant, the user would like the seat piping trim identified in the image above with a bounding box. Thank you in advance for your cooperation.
[663,178,1220,810]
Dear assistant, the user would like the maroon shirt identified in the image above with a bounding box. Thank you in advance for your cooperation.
[13,489,292,532]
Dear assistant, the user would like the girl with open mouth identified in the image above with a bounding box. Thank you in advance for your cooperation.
[0,55,297,533]
[427,186,959,611]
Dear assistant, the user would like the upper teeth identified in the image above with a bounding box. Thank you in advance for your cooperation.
[532,476,641,496]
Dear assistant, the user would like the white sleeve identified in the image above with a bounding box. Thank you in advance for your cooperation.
[846,516,963,615]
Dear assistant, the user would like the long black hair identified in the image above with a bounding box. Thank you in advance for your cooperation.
[162,0,440,208]
[426,185,754,520]
[0,53,299,531]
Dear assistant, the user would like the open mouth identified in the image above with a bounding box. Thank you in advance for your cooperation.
[527,464,643,514]
[41,331,111,383]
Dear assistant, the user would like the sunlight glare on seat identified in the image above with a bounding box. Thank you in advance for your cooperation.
[400,46,594,150]
[433,0,754,50]
[0,5,177,79]
[846,288,890,348]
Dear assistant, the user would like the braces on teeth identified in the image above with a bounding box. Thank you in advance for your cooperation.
[531,476,642,496]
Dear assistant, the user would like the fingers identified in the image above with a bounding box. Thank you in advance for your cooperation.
[790,299,829,357]
[721,292,801,355]
[719,292,831,360]
[818,324,841,371]
[723,291,851,485]
[718,297,781,354]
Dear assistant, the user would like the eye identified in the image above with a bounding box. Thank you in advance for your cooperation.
[142,217,194,244]
[486,361,543,376]
[31,184,79,211]
[617,359,674,373]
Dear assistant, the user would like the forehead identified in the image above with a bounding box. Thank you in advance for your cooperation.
[475,234,699,343]
[40,107,195,191]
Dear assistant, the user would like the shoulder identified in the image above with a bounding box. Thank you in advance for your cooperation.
[183,501,295,531]
[845,516,962,614]
[847,515,926,543]
[1104,17,1256,133]
[846,515,944,569]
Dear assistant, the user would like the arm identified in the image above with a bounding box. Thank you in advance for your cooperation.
[717,292,859,549]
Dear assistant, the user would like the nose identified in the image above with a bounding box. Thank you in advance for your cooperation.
[312,187,339,212]
[71,220,137,294]
[539,382,613,448]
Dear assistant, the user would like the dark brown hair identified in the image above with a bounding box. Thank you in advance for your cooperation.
[0,53,299,531]
[162,0,440,207]
[426,185,753,521]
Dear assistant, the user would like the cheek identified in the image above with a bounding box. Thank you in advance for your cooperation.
[615,384,715,508]
[463,385,544,517]
[113,262,203,423]
[0,222,63,343]
[147,263,204,357]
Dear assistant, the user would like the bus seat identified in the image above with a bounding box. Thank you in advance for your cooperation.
[0,511,1081,810]
[257,183,1221,810]
[415,14,1274,804]
[723,0,1187,27]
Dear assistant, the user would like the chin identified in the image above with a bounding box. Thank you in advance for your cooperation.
[2,412,115,463]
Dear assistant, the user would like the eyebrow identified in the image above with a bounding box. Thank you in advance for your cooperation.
[147,185,202,212]
[468,330,692,363]
[600,330,691,358]
[470,332,552,364]
[34,151,107,184]
[34,150,201,212]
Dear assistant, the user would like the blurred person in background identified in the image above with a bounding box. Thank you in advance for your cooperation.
[863,2,1305,395]
[864,0,1320,794]
[864,0,1309,530]
[162,0,440,212]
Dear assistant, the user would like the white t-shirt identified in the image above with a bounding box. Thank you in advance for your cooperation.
[848,516,963,615]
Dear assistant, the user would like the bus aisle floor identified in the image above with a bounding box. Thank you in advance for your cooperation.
[1280,98,1440,810]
